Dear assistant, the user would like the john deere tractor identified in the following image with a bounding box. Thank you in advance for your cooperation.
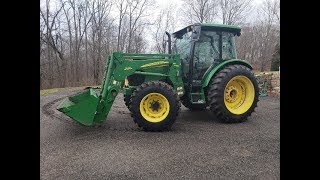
[58,23,259,131]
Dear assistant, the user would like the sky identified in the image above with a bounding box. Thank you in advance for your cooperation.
[155,0,264,9]
[41,0,271,52]
[153,0,265,32]
[42,0,266,33]
[145,0,267,52]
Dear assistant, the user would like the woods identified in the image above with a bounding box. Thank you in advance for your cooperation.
[40,0,280,89]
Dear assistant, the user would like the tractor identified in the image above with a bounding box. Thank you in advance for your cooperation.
[57,23,259,131]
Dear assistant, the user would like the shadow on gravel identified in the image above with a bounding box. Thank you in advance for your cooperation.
[179,108,222,124]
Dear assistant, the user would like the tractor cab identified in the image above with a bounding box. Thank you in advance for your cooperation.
[171,23,242,104]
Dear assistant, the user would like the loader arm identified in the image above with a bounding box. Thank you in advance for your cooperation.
[58,52,184,126]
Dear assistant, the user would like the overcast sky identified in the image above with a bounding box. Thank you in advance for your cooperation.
[144,0,266,52]
[42,0,270,53]
[43,0,266,33]
[156,0,263,7]
[153,0,265,31]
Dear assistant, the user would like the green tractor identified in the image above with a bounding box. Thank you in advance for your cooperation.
[58,23,259,131]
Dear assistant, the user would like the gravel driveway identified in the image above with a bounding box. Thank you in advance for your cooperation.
[40,88,280,180]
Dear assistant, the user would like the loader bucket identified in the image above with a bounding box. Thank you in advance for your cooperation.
[57,88,99,126]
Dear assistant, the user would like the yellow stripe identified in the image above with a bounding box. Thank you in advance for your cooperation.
[140,61,169,68]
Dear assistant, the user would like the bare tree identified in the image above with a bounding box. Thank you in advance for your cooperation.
[152,2,176,53]
[41,0,116,88]
[219,0,253,25]
[235,0,279,71]
[256,0,280,71]
[89,0,114,84]
[40,0,65,87]
[259,0,280,25]
[40,0,280,89]
[126,0,154,53]
[180,0,219,24]
[116,0,128,52]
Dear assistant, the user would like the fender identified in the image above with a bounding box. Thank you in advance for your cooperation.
[202,59,253,88]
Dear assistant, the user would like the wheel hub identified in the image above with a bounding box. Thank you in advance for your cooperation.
[225,86,238,103]
[224,76,255,115]
[150,101,160,111]
[140,93,170,123]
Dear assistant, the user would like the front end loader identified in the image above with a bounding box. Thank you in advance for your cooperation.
[58,52,185,130]
[58,23,259,131]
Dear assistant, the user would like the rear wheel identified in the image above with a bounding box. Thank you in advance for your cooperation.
[129,81,180,131]
[207,65,259,123]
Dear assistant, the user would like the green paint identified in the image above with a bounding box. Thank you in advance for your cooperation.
[57,88,99,126]
[202,59,252,88]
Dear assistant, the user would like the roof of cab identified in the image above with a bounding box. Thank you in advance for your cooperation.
[172,23,241,37]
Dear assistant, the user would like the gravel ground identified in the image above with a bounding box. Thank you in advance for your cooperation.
[40,88,280,180]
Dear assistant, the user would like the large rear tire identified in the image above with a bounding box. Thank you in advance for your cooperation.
[129,81,180,131]
[207,65,259,123]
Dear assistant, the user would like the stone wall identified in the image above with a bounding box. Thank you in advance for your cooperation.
[255,71,280,97]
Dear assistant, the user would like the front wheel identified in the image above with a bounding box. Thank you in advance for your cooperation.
[129,81,180,131]
[207,65,259,123]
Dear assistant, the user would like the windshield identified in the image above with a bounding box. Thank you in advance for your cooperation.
[173,31,192,59]
[173,31,192,79]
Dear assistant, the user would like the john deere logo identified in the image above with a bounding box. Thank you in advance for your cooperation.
[141,61,169,68]
[124,67,133,71]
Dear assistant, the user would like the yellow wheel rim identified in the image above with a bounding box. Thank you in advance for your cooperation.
[224,75,255,115]
[139,93,170,123]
